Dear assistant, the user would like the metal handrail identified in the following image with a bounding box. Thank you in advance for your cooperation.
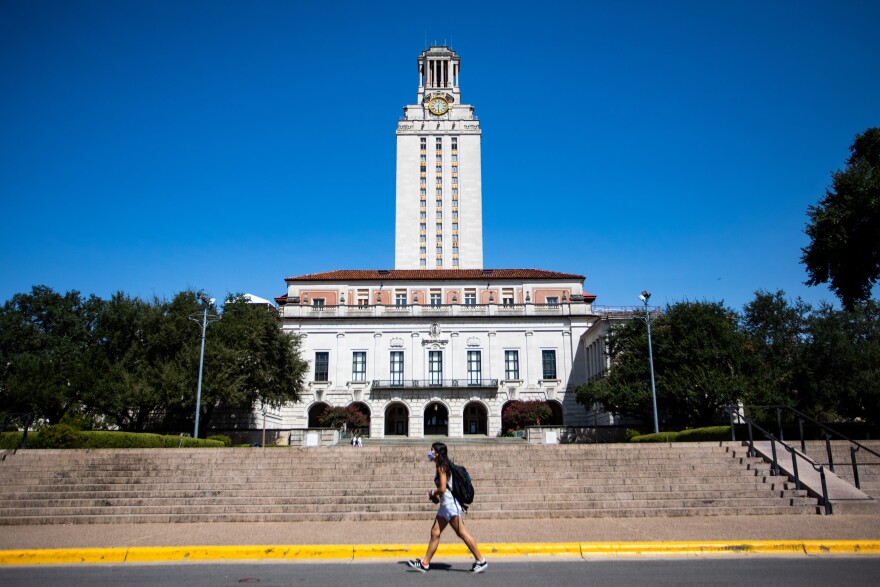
[727,407,832,515]
[730,404,880,490]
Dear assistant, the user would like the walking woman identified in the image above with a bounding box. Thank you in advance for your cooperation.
[408,442,488,573]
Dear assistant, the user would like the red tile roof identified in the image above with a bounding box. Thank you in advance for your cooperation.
[285,268,586,281]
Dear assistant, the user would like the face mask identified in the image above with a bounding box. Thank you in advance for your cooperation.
[427,451,435,461]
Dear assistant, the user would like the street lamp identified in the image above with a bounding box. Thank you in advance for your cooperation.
[190,292,220,439]
[639,290,659,434]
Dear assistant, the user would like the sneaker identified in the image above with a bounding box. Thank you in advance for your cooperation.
[471,559,488,573]
[408,559,429,573]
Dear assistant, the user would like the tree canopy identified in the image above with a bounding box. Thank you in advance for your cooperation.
[1,286,307,435]
[802,127,880,309]
[576,301,748,429]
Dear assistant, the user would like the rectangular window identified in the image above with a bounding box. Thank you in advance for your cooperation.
[467,350,481,385]
[505,350,520,380]
[451,222,458,230]
[420,235,426,242]
[314,352,329,382]
[542,350,557,380]
[395,291,407,306]
[546,296,559,306]
[352,351,366,382]
[436,246,442,253]
[464,289,476,305]
[312,298,325,306]
[502,288,514,306]
[429,351,443,385]
[357,289,369,306]
[430,290,442,306]
[390,351,404,386]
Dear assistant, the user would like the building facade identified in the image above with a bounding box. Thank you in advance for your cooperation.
[271,47,606,438]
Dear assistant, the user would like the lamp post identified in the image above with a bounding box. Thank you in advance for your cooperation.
[190,292,220,439]
[639,290,659,434]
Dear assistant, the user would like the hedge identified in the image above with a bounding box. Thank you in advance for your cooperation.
[629,425,733,443]
[675,426,731,442]
[629,431,680,443]
[0,429,225,449]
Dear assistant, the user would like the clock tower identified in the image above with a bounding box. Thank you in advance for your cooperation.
[395,46,483,270]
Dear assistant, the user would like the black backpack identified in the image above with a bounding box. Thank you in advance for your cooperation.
[449,463,475,511]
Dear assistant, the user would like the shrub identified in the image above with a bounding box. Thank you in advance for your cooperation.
[625,428,642,441]
[502,400,552,431]
[630,431,680,443]
[676,426,732,442]
[208,434,232,447]
[78,431,166,448]
[319,406,369,429]
[0,432,24,449]
[31,424,82,448]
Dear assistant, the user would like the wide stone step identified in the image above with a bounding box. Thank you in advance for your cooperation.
[0,489,806,510]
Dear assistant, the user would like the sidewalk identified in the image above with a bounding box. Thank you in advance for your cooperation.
[2,514,880,563]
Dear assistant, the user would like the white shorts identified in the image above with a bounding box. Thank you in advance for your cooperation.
[436,500,463,521]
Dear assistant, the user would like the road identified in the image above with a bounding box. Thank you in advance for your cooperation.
[2,557,879,586]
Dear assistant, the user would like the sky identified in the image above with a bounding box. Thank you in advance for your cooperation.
[1,0,878,311]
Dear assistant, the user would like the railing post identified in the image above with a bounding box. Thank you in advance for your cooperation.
[769,434,779,476]
[776,407,784,442]
[851,446,861,490]
[791,449,801,491]
[825,433,834,473]
[747,421,755,457]
[819,466,832,515]
[729,408,736,442]
[20,413,32,450]
[798,418,806,454]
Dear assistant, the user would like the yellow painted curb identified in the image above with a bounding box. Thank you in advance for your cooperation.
[1,540,879,565]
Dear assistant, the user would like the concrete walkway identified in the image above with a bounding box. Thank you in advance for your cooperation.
[2,514,880,564]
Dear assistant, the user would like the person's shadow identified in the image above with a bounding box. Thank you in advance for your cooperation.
[400,561,466,572]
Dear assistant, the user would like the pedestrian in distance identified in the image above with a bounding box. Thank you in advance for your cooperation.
[407,442,487,574]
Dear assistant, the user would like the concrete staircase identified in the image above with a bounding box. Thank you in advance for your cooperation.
[0,442,820,525]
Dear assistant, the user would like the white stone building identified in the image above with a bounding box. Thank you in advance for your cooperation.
[270,47,608,438]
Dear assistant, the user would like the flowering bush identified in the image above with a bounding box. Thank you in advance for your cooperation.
[318,406,369,429]
[502,400,552,431]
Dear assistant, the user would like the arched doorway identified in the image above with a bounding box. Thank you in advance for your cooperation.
[307,402,331,428]
[349,401,371,435]
[384,402,409,436]
[424,402,448,436]
[463,401,488,435]
[547,400,564,425]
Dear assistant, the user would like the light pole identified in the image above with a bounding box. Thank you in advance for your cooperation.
[639,290,659,434]
[190,292,220,439]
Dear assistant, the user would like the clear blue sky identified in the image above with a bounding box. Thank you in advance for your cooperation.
[2,0,878,310]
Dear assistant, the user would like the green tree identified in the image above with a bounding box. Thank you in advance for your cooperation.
[576,301,749,428]
[0,286,102,424]
[802,128,880,309]
[85,292,191,431]
[799,300,880,423]
[194,293,307,435]
[740,290,811,406]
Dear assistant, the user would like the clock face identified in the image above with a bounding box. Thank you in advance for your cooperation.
[428,97,449,116]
